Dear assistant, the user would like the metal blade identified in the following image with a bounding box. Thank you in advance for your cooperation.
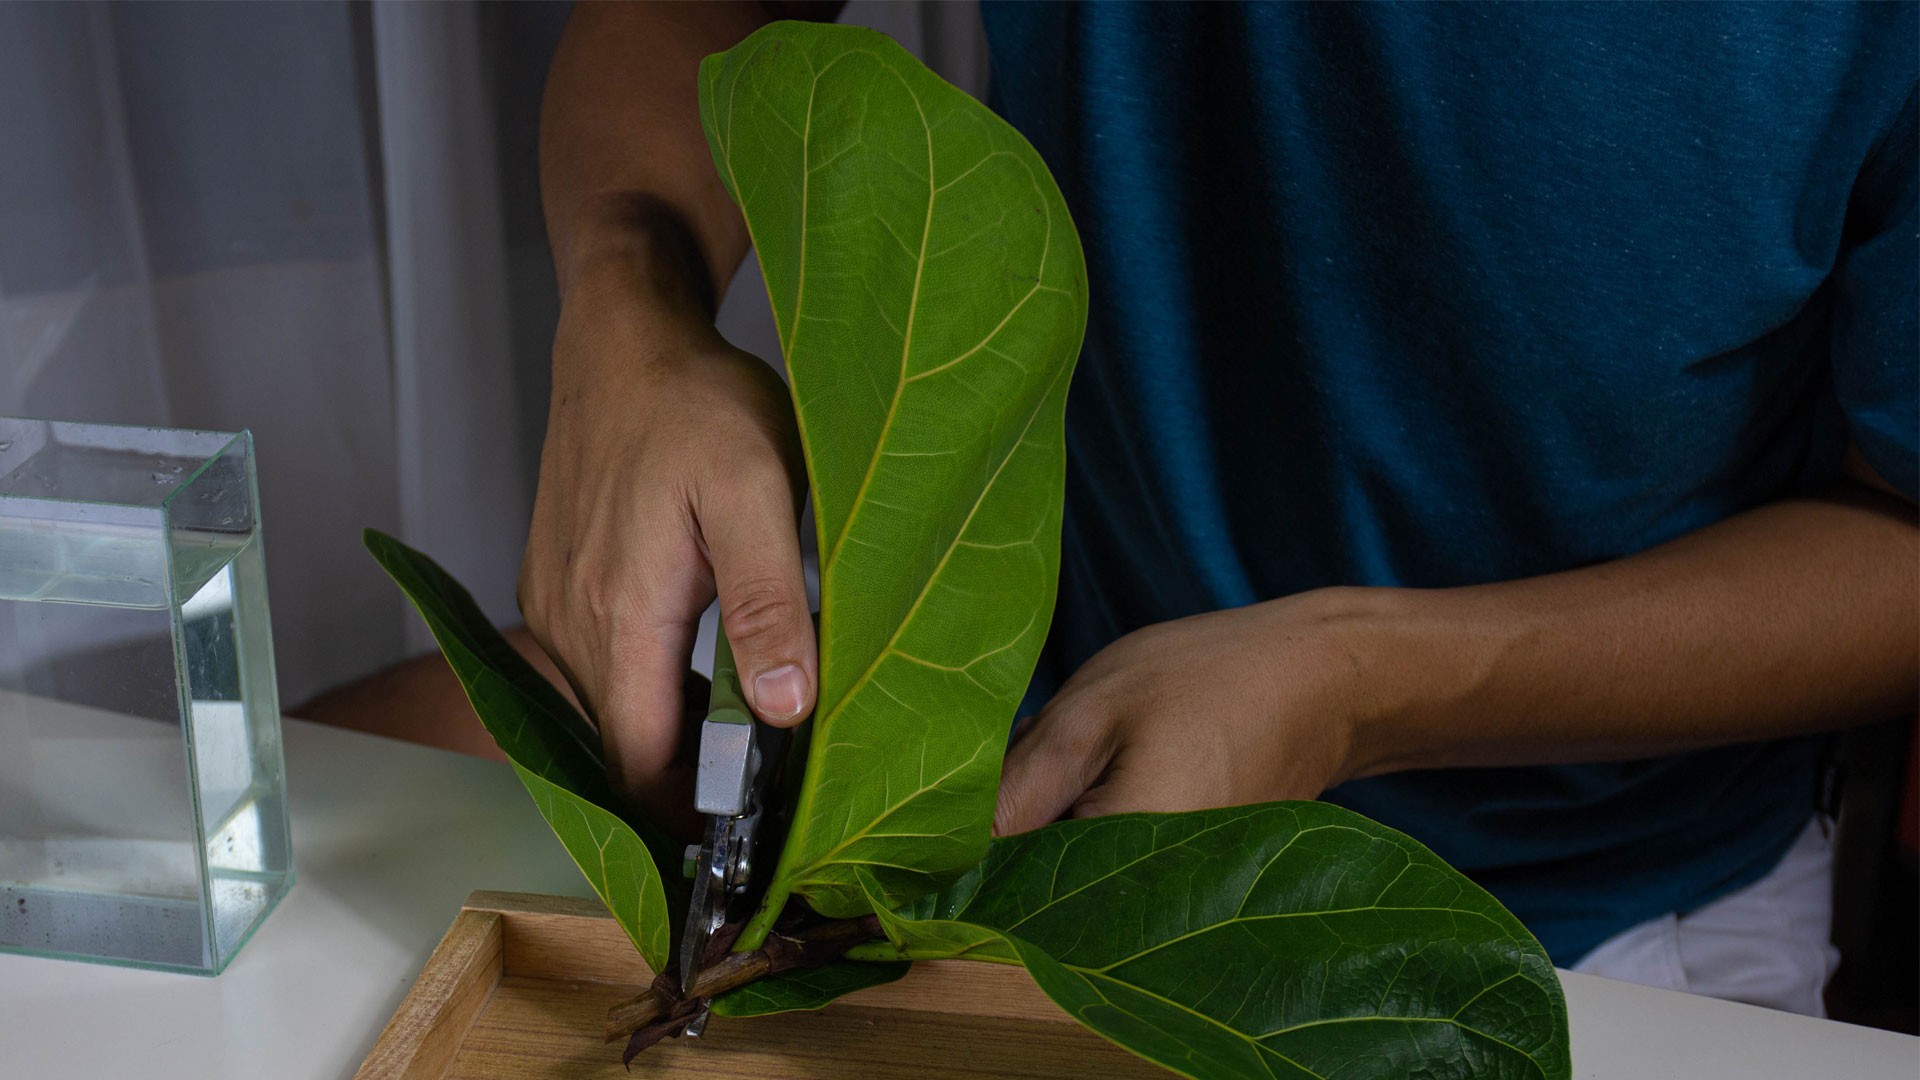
[678,624,764,1038]
[679,812,734,1038]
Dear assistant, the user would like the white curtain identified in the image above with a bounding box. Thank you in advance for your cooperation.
[0,1,985,706]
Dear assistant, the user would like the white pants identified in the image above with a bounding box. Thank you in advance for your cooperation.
[1572,818,1839,1016]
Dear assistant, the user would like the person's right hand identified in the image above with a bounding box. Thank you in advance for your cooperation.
[519,269,816,833]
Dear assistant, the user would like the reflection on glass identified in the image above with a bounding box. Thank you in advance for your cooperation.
[0,419,292,974]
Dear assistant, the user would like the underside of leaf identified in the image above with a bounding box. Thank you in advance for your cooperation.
[365,530,681,972]
[697,20,1089,939]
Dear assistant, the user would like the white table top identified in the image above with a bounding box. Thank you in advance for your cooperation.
[2,718,1914,1079]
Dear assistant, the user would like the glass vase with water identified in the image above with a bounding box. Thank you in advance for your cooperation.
[0,418,293,974]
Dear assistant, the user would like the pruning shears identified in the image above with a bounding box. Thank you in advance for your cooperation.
[678,624,790,1036]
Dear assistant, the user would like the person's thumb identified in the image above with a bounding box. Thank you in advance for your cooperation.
[701,478,817,727]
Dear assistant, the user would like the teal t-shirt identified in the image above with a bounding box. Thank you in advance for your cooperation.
[982,1,1918,963]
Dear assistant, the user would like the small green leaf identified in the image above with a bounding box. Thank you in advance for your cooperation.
[698,20,1088,938]
[857,803,1570,1080]
[712,959,912,1018]
[364,530,681,972]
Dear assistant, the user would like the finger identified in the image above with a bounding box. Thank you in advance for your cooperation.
[993,702,1116,837]
[699,472,818,728]
[1008,714,1039,745]
[503,624,583,713]
[1070,763,1188,820]
[1071,737,1221,820]
[675,668,713,768]
[596,616,704,837]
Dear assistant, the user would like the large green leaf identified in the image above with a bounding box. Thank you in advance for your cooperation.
[853,803,1570,1080]
[364,530,681,971]
[369,19,1576,1075]
[699,21,1088,937]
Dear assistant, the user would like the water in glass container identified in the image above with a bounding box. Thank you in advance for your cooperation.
[0,419,293,974]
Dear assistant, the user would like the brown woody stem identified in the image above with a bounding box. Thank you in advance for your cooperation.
[604,913,886,1046]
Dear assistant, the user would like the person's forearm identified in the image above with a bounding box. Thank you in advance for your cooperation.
[540,2,840,307]
[1340,468,1918,778]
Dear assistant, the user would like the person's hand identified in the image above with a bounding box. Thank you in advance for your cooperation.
[519,269,815,832]
[994,590,1394,835]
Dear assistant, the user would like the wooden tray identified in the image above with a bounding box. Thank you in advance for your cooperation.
[357,891,1169,1079]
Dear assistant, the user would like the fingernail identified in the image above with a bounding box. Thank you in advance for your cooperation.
[753,664,809,722]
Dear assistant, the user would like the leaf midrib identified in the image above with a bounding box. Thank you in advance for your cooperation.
[819,53,934,574]
[790,740,995,885]
[1088,905,1522,975]
[1068,957,1551,1080]
[782,359,1068,884]
[707,25,1085,951]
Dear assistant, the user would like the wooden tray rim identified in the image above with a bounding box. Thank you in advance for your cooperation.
[355,890,1081,1080]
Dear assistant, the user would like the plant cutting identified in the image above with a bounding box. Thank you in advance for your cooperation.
[368,20,1570,1080]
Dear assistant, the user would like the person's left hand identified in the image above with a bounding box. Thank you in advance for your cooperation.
[993,589,1393,835]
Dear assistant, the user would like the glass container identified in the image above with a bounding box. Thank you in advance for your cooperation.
[0,418,292,974]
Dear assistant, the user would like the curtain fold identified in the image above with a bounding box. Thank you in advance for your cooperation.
[0,0,983,705]
[372,0,540,654]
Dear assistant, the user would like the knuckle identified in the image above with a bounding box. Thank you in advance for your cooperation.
[992,800,1025,837]
[719,578,804,647]
[1070,797,1112,820]
[701,449,794,512]
[1040,697,1113,754]
[515,567,548,624]
[740,436,798,482]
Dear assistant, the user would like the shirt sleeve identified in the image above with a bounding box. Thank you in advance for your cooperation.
[1830,86,1919,499]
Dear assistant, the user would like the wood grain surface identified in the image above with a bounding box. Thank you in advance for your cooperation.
[452,975,1168,1079]
[359,891,1171,1080]
[358,909,504,1080]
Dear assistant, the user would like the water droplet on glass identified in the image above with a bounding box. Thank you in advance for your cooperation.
[0,441,12,452]
[171,464,183,473]
[152,472,173,485]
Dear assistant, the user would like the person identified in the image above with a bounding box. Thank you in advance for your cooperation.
[523,1,1917,1016]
